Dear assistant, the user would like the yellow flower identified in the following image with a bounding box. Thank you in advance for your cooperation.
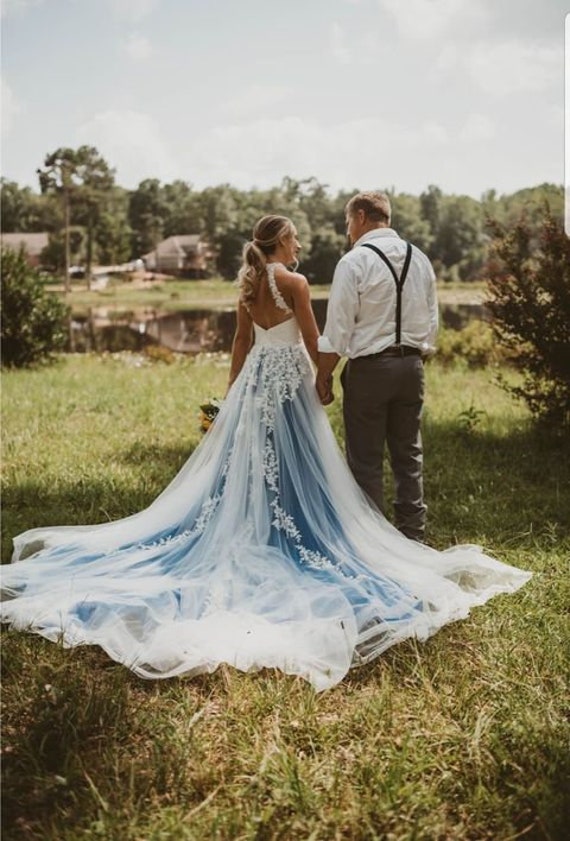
[199,411,213,433]
[198,398,221,433]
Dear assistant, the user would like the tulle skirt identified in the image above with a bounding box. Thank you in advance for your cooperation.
[1,341,531,690]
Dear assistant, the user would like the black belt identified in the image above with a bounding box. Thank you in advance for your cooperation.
[364,345,421,359]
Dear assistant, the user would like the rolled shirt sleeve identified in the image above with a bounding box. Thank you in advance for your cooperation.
[318,258,360,357]
[317,334,336,354]
[426,263,439,352]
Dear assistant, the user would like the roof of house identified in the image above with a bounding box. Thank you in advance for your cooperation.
[1,232,49,256]
[142,234,203,261]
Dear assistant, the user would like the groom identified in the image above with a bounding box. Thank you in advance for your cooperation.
[316,191,438,542]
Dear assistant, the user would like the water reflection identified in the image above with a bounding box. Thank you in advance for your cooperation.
[69,299,487,354]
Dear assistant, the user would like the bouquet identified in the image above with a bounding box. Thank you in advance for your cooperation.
[199,398,221,433]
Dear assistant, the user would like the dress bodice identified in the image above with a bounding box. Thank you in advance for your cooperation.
[253,318,302,347]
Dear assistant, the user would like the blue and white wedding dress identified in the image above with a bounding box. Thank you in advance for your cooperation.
[0,266,531,691]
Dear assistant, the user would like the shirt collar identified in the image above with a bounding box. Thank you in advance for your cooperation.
[353,227,400,248]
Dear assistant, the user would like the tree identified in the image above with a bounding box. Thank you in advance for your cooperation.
[0,178,61,233]
[390,193,433,254]
[73,147,115,285]
[1,247,68,367]
[497,183,564,230]
[95,187,132,265]
[40,227,85,274]
[198,185,246,278]
[128,179,169,257]
[434,195,485,280]
[419,184,442,258]
[288,177,331,229]
[38,148,80,292]
[299,224,345,283]
[162,180,204,238]
[486,210,570,426]
[38,146,113,291]
[1,179,39,231]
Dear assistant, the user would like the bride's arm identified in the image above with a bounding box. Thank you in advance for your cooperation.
[288,275,319,364]
[227,301,253,393]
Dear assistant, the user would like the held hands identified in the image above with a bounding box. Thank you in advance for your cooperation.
[316,351,339,406]
[316,374,334,406]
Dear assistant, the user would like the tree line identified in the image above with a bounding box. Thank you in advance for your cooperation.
[0,145,564,285]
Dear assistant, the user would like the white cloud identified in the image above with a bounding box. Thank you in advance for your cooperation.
[1,0,43,16]
[124,32,152,61]
[435,44,458,74]
[422,120,449,144]
[546,103,564,127]
[466,40,560,96]
[76,110,178,186]
[330,21,351,64]
[378,0,488,40]
[459,113,495,142]
[186,115,450,190]
[1,77,23,134]
[219,84,294,119]
[329,22,381,67]
[107,0,158,22]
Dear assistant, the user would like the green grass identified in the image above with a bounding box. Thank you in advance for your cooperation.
[1,355,568,840]
[48,276,486,314]
[49,277,332,314]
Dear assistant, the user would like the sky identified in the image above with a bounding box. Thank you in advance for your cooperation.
[1,0,567,200]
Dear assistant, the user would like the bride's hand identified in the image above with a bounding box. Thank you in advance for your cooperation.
[316,375,334,405]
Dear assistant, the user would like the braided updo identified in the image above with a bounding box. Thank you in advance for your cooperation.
[238,215,294,307]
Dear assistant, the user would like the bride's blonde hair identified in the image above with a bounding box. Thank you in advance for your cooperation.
[238,215,294,307]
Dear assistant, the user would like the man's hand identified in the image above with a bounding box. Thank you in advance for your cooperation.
[316,374,334,405]
[316,350,340,405]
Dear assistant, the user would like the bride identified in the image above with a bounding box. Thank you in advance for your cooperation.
[0,215,531,691]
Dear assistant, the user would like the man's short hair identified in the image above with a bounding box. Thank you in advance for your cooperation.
[345,191,391,224]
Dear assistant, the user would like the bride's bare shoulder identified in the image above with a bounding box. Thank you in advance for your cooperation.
[272,264,308,290]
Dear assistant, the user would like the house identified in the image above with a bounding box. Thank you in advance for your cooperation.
[1,232,49,267]
[142,234,212,278]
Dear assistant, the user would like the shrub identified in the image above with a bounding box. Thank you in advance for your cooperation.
[436,321,501,368]
[1,247,69,368]
[485,211,570,426]
[144,343,176,364]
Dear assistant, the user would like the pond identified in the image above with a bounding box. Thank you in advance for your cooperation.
[68,299,488,354]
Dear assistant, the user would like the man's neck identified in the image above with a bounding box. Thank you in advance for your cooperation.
[364,222,390,235]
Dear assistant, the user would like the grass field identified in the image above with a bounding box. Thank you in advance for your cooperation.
[1,354,568,840]
[48,276,330,313]
[47,276,486,314]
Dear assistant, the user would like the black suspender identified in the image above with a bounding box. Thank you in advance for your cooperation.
[361,242,413,346]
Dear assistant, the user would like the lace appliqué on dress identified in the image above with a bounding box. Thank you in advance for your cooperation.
[266,264,292,313]
[245,345,309,431]
[263,435,346,574]
[261,425,352,577]
[135,491,223,554]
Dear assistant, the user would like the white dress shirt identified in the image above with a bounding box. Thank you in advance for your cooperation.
[318,228,438,358]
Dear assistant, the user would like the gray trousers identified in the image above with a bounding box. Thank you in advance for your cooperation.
[341,354,427,541]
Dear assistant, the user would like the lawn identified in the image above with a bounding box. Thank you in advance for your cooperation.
[48,276,331,314]
[1,353,568,840]
[47,275,487,314]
